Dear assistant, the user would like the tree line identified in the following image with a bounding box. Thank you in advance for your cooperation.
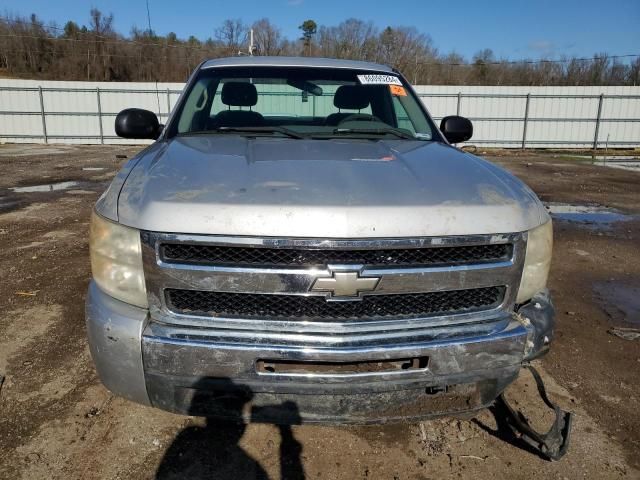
[1,10,638,85]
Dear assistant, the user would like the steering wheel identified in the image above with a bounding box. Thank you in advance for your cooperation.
[338,113,383,124]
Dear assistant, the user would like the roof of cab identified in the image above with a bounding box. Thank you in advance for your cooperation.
[201,56,393,72]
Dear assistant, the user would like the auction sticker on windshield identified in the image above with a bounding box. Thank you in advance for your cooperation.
[357,74,402,85]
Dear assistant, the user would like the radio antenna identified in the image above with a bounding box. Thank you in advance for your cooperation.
[145,0,162,117]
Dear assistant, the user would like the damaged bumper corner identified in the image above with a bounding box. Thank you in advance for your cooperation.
[514,289,556,361]
[85,281,151,406]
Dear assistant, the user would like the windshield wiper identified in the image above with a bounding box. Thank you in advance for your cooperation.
[214,126,306,139]
[331,127,416,140]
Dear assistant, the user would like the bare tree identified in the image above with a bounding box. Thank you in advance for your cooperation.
[252,18,283,56]
[471,49,495,84]
[89,8,113,36]
[215,19,247,50]
[628,57,640,86]
[317,19,378,60]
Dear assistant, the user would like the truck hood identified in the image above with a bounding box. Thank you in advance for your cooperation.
[113,136,546,237]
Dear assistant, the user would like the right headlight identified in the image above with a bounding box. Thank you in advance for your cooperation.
[89,211,148,308]
[516,220,553,304]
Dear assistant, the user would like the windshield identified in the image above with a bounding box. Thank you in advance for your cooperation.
[167,66,437,141]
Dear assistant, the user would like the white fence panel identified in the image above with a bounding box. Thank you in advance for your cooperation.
[1,79,639,148]
[414,85,640,148]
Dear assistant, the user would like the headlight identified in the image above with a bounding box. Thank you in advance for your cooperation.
[516,220,553,304]
[90,211,148,308]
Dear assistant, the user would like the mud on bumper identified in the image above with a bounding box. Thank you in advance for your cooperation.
[86,281,555,424]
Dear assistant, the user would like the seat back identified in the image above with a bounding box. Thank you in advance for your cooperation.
[210,82,264,128]
[325,85,371,126]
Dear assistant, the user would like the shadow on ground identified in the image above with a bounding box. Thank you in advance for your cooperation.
[155,375,565,479]
[472,399,547,460]
[155,377,305,480]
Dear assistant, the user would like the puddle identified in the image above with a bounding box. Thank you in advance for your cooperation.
[0,145,73,157]
[561,155,640,172]
[544,202,630,228]
[593,281,640,327]
[82,167,106,171]
[2,180,108,214]
[567,155,640,160]
[10,181,81,193]
[593,158,640,172]
[0,195,25,212]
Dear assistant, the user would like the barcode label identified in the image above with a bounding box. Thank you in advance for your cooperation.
[357,74,403,85]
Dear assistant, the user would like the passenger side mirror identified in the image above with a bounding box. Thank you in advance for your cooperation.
[115,108,161,139]
[440,116,473,144]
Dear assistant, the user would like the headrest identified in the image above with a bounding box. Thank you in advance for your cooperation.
[221,82,258,107]
[333,85,370,110]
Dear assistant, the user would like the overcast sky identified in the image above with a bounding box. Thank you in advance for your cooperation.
[3,0,639,61]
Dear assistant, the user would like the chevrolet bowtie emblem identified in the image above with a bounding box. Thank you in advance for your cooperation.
[311,270,380,298]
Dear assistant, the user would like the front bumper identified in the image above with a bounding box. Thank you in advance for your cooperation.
[86,281,555,424]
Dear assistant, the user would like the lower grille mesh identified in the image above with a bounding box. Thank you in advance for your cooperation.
[166,286,505,321]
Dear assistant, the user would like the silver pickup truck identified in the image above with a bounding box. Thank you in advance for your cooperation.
[86,56,554,424]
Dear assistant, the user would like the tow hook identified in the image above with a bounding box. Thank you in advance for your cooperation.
[498,364,573,461]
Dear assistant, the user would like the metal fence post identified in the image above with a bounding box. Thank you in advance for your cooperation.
[96,87,104,144]
[38,86,48,144]
[521,93,531,149]
[166,88,171,118]
[593,93,604,150]
[456,92,462,115]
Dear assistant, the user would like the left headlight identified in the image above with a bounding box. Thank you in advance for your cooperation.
[516,220,553,304]
[90,211,148,308]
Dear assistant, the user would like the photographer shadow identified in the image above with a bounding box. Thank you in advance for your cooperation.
[155,377,305,480]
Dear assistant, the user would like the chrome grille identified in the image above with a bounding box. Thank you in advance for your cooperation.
[161,243,512,268]
[141,232,525,336]
[166,287,506,321]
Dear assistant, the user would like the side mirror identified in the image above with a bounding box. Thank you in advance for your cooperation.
[115,108,161,139]
[440,116,473,144]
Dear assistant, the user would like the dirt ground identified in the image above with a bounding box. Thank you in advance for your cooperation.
[0,144,639,480]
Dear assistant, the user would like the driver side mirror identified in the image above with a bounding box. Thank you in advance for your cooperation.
[440,116,473,144]
[115,108,162,140]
